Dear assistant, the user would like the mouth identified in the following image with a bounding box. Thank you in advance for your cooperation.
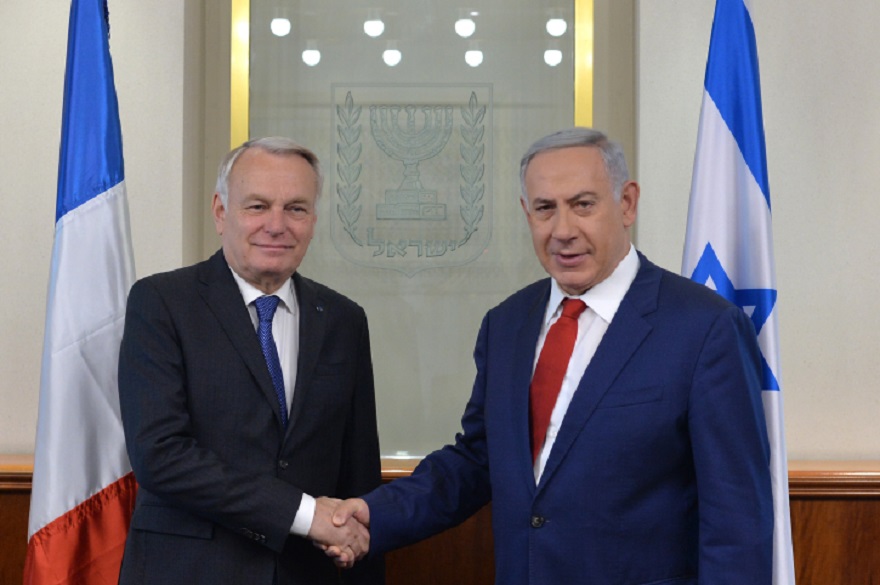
[254,243,294,253]
[552,251,587,267]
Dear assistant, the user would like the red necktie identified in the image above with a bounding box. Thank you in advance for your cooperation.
[530,298,587,462]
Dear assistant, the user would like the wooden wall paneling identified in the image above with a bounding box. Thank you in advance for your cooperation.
[0,455,32,585]
[380,459,494,585]
[385,505,494,585]
[790,498,880,585]
[3,458,880,585]
[789,461,880,585]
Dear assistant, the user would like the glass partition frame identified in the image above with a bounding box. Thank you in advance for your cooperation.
[228,0,594,458]
[231,0,593,146]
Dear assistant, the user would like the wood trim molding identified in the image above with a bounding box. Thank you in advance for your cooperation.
[0,455,32,492]
[379,457,419,481]
[4,455,880,497]
[788,460,880,498]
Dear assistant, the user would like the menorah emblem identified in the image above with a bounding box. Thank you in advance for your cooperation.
[370,104,454,220]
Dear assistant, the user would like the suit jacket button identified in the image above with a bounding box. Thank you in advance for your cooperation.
[278,460,289,469]
[530,516,545,528]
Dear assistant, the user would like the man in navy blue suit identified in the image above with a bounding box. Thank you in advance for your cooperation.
[328,127,773,584]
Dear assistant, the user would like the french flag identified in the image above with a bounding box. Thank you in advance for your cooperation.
[25,1,137,583]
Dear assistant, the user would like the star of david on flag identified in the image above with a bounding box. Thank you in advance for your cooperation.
[681,0,795,583]
[689,243,779,390]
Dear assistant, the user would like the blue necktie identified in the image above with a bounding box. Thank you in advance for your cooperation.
[254,295,288,429]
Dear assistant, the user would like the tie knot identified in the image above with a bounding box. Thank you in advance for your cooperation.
[560,298,587,320]
[254,295,281,324]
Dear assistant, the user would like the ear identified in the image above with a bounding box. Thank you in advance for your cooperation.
[619,181,640,228]
[211,193,225,235]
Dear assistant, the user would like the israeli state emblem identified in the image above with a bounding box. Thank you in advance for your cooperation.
[331,84,493,276]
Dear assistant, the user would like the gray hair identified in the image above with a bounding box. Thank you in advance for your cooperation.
[215,136,323,207]
[519,127,629,203]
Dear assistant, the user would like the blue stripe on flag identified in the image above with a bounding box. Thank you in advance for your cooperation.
[56,0,124,222]
[704,0,770,207]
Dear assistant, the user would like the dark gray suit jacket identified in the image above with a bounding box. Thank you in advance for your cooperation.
[118,250,383,584]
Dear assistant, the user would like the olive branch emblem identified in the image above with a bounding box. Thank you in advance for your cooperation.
[458,92,485,245]
[336,91,363,245]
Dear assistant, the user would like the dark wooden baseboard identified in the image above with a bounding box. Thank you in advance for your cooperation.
[0,455,31,585]
[787,461,880,584]
[3,457,879,585]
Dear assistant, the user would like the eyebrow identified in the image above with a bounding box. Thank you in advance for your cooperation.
[568,190,598,202]
[242,193,313,204]
[531,191,597,206]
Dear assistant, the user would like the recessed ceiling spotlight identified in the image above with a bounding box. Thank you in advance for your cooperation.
[364,19,385,38]
[546,18,567,37]
[270,18,291,37]
[455,18,476,38]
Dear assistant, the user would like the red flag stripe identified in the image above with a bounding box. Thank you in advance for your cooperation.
[24,474,137,585]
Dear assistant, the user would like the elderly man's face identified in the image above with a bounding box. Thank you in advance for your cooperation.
[521,146,638,295]
[212,148,318,293]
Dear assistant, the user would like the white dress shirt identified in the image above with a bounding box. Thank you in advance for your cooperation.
[532,245,640,482]
[229,269,316,536]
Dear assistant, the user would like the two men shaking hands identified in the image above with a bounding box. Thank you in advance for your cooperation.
[119,129,773,585]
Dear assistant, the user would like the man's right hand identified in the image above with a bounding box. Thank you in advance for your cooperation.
[318,498,371,567]
[332,497,370,528]
[308,497,369,569]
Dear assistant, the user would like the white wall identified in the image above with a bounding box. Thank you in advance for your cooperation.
[2,0,878,460]
[0,1,203,453]
[637,0,880,459]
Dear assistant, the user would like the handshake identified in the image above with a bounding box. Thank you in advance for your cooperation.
[307,496,372,569]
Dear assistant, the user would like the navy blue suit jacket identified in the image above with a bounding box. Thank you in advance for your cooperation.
[118,250,383,585]
[365,253,773,584]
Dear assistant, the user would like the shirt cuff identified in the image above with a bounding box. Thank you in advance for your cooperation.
[290,493,316,537]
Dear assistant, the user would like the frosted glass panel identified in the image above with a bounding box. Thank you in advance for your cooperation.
[246,0,576,457]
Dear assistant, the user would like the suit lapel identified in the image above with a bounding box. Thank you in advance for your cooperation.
[198,250,288,431]
[510,283,552,493]
[287,273,325,432]
[537,255,662,491]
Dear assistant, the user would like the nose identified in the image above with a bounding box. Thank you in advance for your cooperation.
[551,207,577,241]
[264,207,285,235]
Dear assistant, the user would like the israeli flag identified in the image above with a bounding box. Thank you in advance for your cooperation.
[682,1,795,583]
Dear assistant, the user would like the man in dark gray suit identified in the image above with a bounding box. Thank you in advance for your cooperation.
[118,137,383,584]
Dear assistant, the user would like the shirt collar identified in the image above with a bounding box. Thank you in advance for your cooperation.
[228,267,297,315]
[544,244,640,326]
